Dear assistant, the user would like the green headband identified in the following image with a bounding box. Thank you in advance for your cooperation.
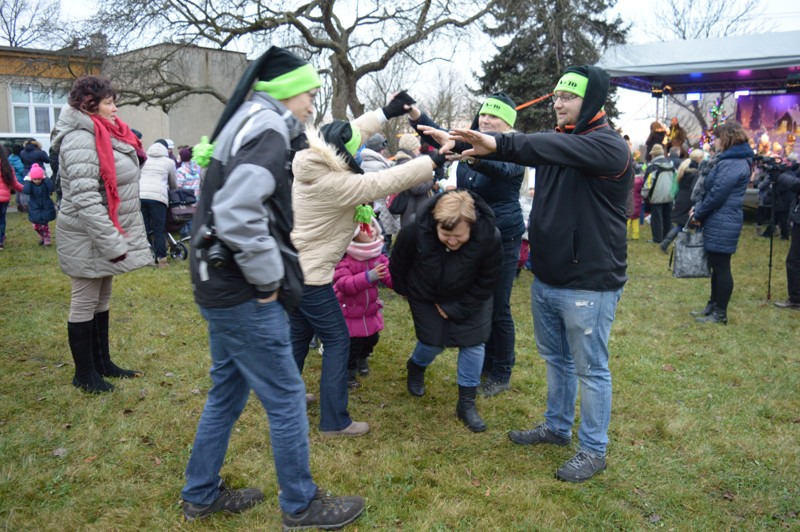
[554,72,588,99]
[344,124,362,157]
[479,97,517,127]
[252,63,322,100]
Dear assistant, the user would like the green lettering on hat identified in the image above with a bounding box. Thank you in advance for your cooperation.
[344,124,362,157]
[554,71,588,99]
[479,97,517,127]
[253,63,322,100]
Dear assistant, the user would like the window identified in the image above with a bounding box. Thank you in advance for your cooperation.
[10,84,67,134]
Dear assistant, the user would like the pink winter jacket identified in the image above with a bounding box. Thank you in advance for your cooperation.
[0,171,23,203]
[333,253,393,338]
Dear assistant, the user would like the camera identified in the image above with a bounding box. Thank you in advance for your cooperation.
[192,224,233,268]
[754,154,787,173]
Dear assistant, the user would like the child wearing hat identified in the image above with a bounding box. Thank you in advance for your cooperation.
[333,213,393,389]
[22,163,56,246]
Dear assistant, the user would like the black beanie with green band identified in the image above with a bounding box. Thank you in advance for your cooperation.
[470,91,517,130]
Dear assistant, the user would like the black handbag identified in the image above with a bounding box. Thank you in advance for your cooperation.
[669,224,711,278]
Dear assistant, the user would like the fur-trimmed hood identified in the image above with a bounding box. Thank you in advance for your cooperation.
[293,125,353,183]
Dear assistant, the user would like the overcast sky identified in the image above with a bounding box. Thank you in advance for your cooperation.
[60,0,800,144]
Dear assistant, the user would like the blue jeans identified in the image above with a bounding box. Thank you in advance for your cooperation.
[182,298,317,514]
[531,280,622,457]
[140,199,167,259]
[482,236,521,383]
[0,202,8,244]
[290,284,352,431]
[411,341,484,387]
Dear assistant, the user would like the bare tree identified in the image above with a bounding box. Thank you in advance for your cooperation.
[89,0,496,119]
[654,0,765,139]
[0,0,61,47]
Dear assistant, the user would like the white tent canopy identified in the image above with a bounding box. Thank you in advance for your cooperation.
[595,31,800,93]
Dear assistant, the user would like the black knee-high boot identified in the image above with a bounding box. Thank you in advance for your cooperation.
[406,359,426,397]
[456,386,486,433]
[93,310,142,378]
[69,320,114,393]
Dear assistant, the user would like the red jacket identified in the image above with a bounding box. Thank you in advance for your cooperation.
[333,253,393,338]
[0,171,24,203]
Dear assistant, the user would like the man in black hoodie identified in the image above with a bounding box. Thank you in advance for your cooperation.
[441,65,633,483]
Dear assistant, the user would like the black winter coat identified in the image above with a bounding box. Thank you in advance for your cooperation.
[671,164,699,225]
[19,144,50,174]
[22,178,56,224]
[389,192,502,347]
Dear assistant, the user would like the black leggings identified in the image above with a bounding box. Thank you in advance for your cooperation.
[707,251,733,312]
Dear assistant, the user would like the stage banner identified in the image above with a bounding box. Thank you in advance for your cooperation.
[735,94,799,158]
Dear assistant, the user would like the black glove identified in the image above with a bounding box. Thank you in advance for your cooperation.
[430,152,447,168]
[382,91,416,119]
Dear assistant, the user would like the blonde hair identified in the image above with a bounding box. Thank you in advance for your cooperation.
[432,191,476,230]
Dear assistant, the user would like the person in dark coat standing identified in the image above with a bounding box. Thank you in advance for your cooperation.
[390,190,502,433]
[19,139,50,174]
[410,92,526,398]
[439,64,633,483]
[774,160,800,309]
[690,121,753,324]
[22,163,57,246]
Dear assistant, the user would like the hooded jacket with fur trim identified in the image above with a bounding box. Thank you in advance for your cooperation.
[291,110,434,286]
[488,65,633,291]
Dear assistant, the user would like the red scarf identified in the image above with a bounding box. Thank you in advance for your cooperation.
[88,114,143,234]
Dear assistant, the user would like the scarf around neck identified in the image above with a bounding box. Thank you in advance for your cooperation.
[88,113,143,234]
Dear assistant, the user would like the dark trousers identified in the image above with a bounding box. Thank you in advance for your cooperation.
[786,223,800,303]
[140,199,168,259]
[482,236,521,383]
[348,333,379,371]
[707,251,733,312]
[756,206,771,226]
[649,202,672,243]
[762,210,790,239]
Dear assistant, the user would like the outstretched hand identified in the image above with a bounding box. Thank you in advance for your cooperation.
[450,129,497,157]
[416,125,455,154]
[382,90,417,119]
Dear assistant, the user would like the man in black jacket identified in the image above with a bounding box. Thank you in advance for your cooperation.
[440,65,633,483]
[774,161,800,308]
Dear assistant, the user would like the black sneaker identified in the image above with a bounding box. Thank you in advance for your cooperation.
[182,485,265,521]
[282,489,365,530]
[508,423,570,446]
[555,451,607,483]
[356,358,370,376]
[481,379,510,398]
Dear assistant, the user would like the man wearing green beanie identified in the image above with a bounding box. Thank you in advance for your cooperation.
[409,93,526,402]
[183,46,365,530]
[427,65,633,483]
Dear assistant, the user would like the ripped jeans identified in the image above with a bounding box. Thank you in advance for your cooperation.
[531,279,623,457]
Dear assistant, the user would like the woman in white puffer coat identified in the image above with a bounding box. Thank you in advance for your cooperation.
[54,75,153,394]
[138,139,177,265]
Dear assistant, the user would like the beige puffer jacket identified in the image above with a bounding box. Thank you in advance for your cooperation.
[54,106,153,278]
[139,142,177,205]
[291,111,435,286]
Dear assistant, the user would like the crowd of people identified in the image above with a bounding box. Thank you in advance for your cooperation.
[1,45,799,530]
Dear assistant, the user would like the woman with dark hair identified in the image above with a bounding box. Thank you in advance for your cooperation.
[644,121,667,162]
[53,75,152,393]
[690,121,753,325]
[390,190,502,432]
[0,146,24,249]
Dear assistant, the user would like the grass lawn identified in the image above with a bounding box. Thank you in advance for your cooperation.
[1,209,798,530]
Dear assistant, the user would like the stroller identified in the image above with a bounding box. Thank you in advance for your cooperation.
[165,188,197,260]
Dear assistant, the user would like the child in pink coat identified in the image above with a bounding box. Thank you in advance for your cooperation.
[333,218,393,389]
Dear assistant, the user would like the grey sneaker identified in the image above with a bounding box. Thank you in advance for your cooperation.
[282,489,365,530]
[481,379,510,398]
[508,423,570,446]
[182,485,265,521]
[556,451,607,483]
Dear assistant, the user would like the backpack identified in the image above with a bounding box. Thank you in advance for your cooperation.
[387,189,411,215]
[646,164,676,204]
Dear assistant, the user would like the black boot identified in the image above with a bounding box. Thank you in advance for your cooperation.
[690,302,715,317]
[696,309,727,325]
[456,386,486,433]
[69,321,114,393]
[94,311,141,378]
[406,359,426,397]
